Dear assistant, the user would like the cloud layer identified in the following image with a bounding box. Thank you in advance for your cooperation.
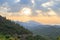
[0,0,60,16]
[0,0,60,24]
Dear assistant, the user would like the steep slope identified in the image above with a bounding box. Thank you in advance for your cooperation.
[0,15,32,35]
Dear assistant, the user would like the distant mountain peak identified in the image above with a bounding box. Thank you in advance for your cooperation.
[25,20,42,25]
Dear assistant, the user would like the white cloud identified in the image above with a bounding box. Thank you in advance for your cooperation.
[31,0,35,7]
[0,2,10,12]
[31,0,35,4]
[35,9,57,16]
[41,1,54,7]
[0,7,9,12]
[47,9,57,16]
[15,0,20,3]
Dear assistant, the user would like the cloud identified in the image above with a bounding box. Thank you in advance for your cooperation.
[0,12,12,17]
[0,2,11,17]
[0,7,9,12]
[0,2,10,12]
[0,0,60,16]
[35,9,57,16]
[41,1,54,7]
[31,0,35,7]
[47,9,57,16]
[31,0,35,4]
[14,0,20,3]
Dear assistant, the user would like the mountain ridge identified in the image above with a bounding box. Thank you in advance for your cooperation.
[0,15,51,40]
[15,20,60,40]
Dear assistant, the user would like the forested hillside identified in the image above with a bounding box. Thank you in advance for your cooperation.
[0,15,50,40]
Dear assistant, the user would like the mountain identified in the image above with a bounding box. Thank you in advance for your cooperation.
[31,26,60,40]
[15,20,44,29]
[0,15,32,35]
[16,21,60,40]
[0,15,50,40]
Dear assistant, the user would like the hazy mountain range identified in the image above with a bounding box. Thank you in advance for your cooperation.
[15,20,43,29]
[15,20,60,40]
[15,20,60,29]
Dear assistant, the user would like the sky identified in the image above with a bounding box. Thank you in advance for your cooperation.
[0,0,60,24]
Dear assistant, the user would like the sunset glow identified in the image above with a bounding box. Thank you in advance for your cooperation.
[0,0,60,24]
[20,7,32,16]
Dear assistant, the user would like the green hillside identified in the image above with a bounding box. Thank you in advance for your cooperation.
[0,15,50,40]
[0,15,32,35]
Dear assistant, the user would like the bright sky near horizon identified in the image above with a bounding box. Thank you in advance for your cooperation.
[0,0,60,24]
